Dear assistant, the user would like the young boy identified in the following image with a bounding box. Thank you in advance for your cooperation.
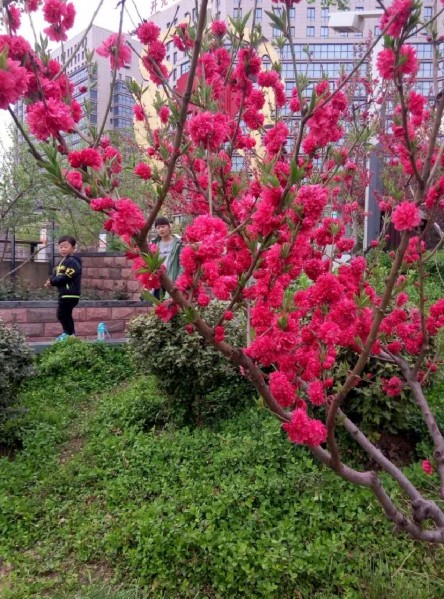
[45,235,82,340]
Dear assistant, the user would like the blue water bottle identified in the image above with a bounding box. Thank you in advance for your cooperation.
[97,322,107,341]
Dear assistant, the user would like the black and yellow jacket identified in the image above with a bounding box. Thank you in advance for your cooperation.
[50,256,82,298]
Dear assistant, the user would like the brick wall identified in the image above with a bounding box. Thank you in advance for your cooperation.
[79,252,141,300]
[0,300,151,342]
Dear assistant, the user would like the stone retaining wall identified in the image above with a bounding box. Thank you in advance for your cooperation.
[0,300,151,342]
[79,252,140,300]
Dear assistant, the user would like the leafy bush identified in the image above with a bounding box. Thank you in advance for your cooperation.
[2,366,444,597]
[128,302,255,426]
[0,319,34,443]
[1,338,133,448]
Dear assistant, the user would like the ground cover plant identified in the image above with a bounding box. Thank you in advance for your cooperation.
[3,0,444,542]
[1,342,444,598]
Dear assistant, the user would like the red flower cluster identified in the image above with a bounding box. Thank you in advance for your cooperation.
[43,0,75,42]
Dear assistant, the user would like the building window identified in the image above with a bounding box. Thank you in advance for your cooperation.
[255,7,262,21]
[340,31,349,38]
[262,54,271,71]
[307,7,315,20]
[173,52,177,64]
[321,8,329,20]
[233,7,242,18]
[374,25,381,36]
[306,26,315,37]
[181,61,190,75]
[321,26,329,38]
[285,81,295,94]
[232,155,244,172]
[424,6,433,18]
[289,7,296,19]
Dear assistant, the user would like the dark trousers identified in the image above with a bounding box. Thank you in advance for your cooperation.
[56,298,79,335]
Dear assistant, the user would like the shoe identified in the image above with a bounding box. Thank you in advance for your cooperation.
[55,333,69,341]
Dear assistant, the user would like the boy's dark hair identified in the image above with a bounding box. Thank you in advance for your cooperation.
[154,216,171,227]
[58,235,76,247]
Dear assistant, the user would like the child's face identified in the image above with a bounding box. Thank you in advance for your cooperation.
[59,241,74,257]
[156,224,171,238]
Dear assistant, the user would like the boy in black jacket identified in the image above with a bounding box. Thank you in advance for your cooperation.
[45,235,82,340]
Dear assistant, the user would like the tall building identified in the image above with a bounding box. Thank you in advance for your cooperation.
[147,0,443,101]
[15,25,144,144]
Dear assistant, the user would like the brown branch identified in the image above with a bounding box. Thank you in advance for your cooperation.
[391,353,444,499]
[326,232,410,468]
[137,0,210,246]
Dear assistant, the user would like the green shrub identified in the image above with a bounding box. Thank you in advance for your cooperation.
[37,337,133,389]
[0,319,34,443]
[1,339,134,449]
[128,302,255,426]
[2,369,444,597]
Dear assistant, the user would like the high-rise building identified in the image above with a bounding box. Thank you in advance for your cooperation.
[147,0,443,101]
[15,25,144,144]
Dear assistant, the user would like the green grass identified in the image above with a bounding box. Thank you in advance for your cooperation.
[1,341,444,598]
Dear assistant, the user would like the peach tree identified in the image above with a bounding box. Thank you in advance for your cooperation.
[2,0,444,541]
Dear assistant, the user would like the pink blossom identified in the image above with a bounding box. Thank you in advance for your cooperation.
[0,58,29,109]
[211,21,227,36]
[188,111,230,151]
[382,376,403,397]
[269,371,296,407]
[0,34,32,62]
[136,22,160,44]
[155,301,179,322]
[379,0,414,38]
[43,0,75,41]
[158,106,170,124]
[422,459,434,475]
[25,0,41,11]
[392,201,421,231]
[197,293,210,306]
[5,4,21,33]
[134,163,152,180]
[65,171,83,190]
[308,380,326,406]
[26,98,75,140]
[96,34,131,69]
[134,104,145,121]
[263,122,289,156]
[377,45,418,80]
[104,198,145,237]
[90,197,115,211]
[214,325,225,343]
[283,408,327,446]
[68,148,103,170]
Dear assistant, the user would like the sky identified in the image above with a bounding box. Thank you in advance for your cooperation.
[0,0,179,151]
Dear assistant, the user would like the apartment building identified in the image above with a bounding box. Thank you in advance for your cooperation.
[148,0,443,100]
[15,25,144,144]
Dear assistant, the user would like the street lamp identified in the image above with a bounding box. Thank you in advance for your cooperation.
[329,10,384,251]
